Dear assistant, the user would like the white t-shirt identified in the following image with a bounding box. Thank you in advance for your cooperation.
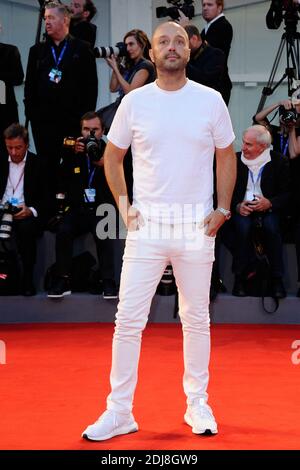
[108,79,235,222]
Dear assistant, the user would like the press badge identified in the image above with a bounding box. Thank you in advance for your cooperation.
[85,188,96,203]
[49,68,62,84]
[9,197,19,205]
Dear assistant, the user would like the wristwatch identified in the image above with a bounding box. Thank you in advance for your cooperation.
[216,207,231,220]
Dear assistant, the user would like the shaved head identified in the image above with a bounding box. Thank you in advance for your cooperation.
[152,21,189,45]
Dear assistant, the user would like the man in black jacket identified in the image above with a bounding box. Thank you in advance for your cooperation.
[69,0,97,47]
[185,24,225,93]
[24,2,98,213]
[200,0,233,104]
[47,112,117,300]
[0,38,24,154]
[0,124,44,295]
[231,125,290,298]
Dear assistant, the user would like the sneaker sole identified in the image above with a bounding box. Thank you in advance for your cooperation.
[82,423,138,441]
[47,291,71,298]
[184,413,218,435]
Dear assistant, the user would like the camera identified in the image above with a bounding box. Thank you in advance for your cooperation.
[63,131,105,162]
[38,0,60,7]
[94,42,127,59]
[156,0,195,21]
[0,202,22,240]
[80,130,105,162]
[266,0,300,31]
[46,193,69,232]
[279,104,298,124]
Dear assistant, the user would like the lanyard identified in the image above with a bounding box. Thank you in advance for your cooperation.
[51,41,67,69]
[280,134,289,156]
[249,165,265,197]
[8,168,25,196]
[86,157,96,188]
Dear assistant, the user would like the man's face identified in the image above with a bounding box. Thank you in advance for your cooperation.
[202,1,222,22]
[150,23,190,73]
[5,137,28,164]
[70,0,88,21]
[188,34,201,54]
[81,117,103,140]
[44,8,67,39]
[242,131,266,160]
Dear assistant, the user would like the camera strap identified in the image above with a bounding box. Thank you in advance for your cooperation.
[86,156,96,188]
[51,41,68,70]
[8,168,25,199]
[249,165,265,197]
[49,41,68,83]
[280,133,289,156]
[84,157,96,203]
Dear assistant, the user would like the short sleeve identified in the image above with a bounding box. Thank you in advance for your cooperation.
[107,95,133,149]
[212,96,235,149]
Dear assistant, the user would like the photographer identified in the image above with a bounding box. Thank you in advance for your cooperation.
[0,124,44,296]
[24,2,98,214]
[253,98,300,158]
[106,29,155,98]
[231,125,290,299]
[69,0,97,47]
[47,111,117,300]
[255,99,300,298]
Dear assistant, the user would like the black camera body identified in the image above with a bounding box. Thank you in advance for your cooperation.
[79,130,105,162]
[0,202,22,240]
[94,42,127,59]
[156,0,194,20]
[63,131,105,162]
[266,0,300,30]
[279,105,298,124]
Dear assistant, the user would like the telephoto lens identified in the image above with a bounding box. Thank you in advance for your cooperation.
[0,212,13,240]
[0,203,22,240]
[94,42,127,59]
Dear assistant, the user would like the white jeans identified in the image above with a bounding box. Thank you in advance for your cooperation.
[107,221,215,413]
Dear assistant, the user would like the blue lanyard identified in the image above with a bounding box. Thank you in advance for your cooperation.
[51,41,67,69]
[249,165,265,197]
[280,134,289,156]
[86,157,96,188]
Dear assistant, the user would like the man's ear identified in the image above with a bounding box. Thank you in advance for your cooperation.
[149,49,154,63]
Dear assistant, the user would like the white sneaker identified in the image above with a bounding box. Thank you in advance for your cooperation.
[81,410,138,441]
[184,398,218,435]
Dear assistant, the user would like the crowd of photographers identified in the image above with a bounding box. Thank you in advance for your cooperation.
[1,0,300,300]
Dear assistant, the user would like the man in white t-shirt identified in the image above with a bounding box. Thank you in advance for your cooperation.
[82,21,236,441]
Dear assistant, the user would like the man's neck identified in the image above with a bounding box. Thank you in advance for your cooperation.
[156,72,187,91]
[206,13,224,25]
[51,33,68,46]
[71,17,87,26]
[9,154,27,165]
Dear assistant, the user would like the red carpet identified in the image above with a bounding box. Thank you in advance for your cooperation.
[0,323,299,450]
